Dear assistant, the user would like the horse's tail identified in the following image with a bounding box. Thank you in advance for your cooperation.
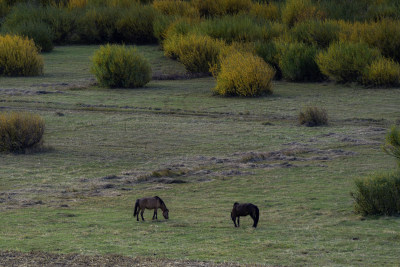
[133,199,139,217]
[253,206,259,228]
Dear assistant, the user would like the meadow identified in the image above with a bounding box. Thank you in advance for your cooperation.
[1,45,400,266]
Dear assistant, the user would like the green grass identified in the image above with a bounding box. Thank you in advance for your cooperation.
[1,45,400,266]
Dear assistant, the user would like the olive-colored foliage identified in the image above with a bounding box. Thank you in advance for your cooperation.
[162,18,197,58]
[172,34,226,73]
[2,21,54,52]
[339,19,400,62]
[298,106,328,127]
[282,0,325,27]
[192,0,252,18]
[91,44,151,88]
[383,126,400,167]
[316,42,380,83]
[153,0,199,18]
[67,0,87,9]
[352,171,400,216]
[278,42,323,81]
[0,34,43,76]
[213,51,275,97]
[249,2,279,21]
[289,19,340,48]
[0,112,45,153]
[362,57,400,87]
[254,41,281,79]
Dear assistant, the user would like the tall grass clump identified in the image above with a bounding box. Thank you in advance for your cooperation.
[282,0,325,28]
[362,58,400,87]
[91,44,151,88]
[316,42,380,83]
[249,2,279,21]
[278,42,323,81]
[213,51,275,97]
[352,171,400,216]
[0,112,45,153]
[298,106,328,127]
[193,0,252,18]
[0,34,43,76]
[383,126,400,166]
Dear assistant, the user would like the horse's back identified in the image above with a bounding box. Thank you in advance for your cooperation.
[234,203,257,216]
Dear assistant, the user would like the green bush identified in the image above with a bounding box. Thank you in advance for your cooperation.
[362,58,400,87]
[318,0,369,21]
[282,0,325,28]
[115,4,157,44]
[289,20,340,49]
[279,42,323,81]
[0,34,43,76]
[383,126,400,167]
[249,2,280,21]
[3,21,54,52]
[213,51,275,97]
[91,44,151,88]
[254,41,281,79]
[0,112,45,153]
[194,15,268,44]
[352,171,400,216]
[153,0,199,18]
[169,34,225,73]
[298,106,328,127]
[316,42,380,83]
[193,0,252,18]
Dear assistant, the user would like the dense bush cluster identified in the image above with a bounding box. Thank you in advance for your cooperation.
[91,44,151,88]
[0,112,45,153]
[0,34,43,76]
[1,0,400,89]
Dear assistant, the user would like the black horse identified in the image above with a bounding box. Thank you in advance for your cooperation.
[231,202,259,228]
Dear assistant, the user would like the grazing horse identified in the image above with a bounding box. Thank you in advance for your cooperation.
[133,196,169,221]
[231,202,259,228]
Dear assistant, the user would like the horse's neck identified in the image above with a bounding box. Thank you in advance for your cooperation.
[160,203,166,211]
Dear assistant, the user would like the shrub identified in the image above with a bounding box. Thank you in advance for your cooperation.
[289,20,340,49]
[2,21,54,52]
[278,42,323,81]
[172,34,226,73]
[0,34,43,76]
[213,51,275,97]
[316,42,380,83]
[153,0,199,18]
[162,18,197,58]
[298,106,328,127]
[318,0,369,21]
[254,41,281,79]
[282,0,325,28]
[194,15,266,43]
[91,44,151,88]
[249,2,279,21]
[351,171,400,216]
[68,0,87,9]
[115,4,157,44]
[0,112,45,153]
[383,126,400,167]
[362,58,400,87]
[193,0,252,18]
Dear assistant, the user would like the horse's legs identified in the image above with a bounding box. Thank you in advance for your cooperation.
[141,210,145,221]
[136,210,139,221]
[152,209,157,220]
[237,216,240,227]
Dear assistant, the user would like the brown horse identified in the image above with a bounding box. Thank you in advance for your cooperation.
[231,202,259,228]
[133,196,169,221]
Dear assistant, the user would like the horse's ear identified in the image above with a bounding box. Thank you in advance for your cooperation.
[234,202,239,206]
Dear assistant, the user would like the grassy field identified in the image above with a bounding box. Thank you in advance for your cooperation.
[1,45,400,266]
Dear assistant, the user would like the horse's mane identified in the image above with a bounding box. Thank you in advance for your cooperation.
[154,196,165,206]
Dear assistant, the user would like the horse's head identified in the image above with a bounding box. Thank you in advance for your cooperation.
[163,209,169,219]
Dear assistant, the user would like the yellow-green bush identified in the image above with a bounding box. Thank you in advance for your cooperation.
[298,106,328,127]
[213,51,275,97]
[162,18,197,58]
[175,34,226,73]
[282,0,325,28]
[363,57,400,87]
[0,112,45,153]
[68,0,87,9]
[249,2,279,21]
[91,44,151,88]
[153,0,199,18]
[383,126,400,167]
[316,42,380,83]
[0,34,43,76]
